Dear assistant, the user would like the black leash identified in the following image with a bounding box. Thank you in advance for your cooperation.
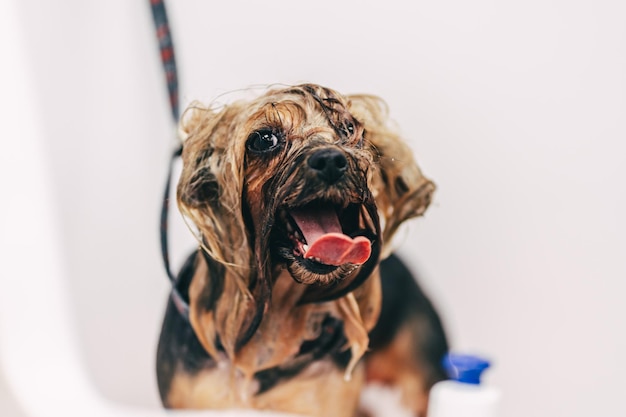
[149,0,179,121]
[149,0,190,320]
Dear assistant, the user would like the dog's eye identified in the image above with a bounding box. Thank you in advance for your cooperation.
[247,129,282,153]
[340,121,355,137]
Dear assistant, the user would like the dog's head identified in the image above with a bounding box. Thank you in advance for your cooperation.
[177,84,434,348]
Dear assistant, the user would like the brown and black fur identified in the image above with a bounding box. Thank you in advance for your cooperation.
[156,84,448,416]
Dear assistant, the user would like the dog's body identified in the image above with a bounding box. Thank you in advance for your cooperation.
[156,84,448,416]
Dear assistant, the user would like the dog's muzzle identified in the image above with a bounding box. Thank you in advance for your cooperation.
[268,144,380,286]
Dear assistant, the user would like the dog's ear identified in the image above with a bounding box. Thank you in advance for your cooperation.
[177,104,265,357]
[177,104,250,265]
[348,95,436,258]
[177,105,221,209]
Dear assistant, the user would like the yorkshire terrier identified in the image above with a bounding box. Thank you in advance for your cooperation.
[156,84,448,416]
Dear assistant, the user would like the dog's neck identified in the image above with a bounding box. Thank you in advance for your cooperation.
[233,269,330,374]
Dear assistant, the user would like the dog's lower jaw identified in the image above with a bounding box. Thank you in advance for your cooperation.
[280,251,360,286]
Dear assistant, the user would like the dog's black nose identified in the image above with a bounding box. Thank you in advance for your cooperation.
[307,148,348,184]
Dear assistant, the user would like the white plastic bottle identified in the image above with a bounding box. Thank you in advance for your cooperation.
[427,354,501,417]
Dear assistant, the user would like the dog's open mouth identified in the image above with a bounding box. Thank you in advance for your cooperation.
[275,201,377,281]
[289,205,371,265]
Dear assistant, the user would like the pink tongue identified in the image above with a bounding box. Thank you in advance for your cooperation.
[290,206,371,266]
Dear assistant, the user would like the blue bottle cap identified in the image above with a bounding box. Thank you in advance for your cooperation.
[443,353,491,385]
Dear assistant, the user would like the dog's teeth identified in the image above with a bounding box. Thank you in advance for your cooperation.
[302,244,309,253]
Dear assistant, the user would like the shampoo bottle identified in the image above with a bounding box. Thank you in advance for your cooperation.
[428,353,501,417]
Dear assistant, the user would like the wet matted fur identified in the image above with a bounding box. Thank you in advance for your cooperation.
[156,84,448,416]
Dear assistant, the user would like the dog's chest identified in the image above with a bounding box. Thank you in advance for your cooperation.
[235,270,339,371]
[167,271,357,412]
[232,271,344,380]
[167,357,364,416]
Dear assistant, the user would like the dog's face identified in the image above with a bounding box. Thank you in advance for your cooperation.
[242,85,381,290]
[177,84,434,303]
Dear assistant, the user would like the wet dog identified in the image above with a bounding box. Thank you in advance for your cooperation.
[156,84,448,416]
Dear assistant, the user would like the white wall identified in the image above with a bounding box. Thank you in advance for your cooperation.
[4,1,625,416]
